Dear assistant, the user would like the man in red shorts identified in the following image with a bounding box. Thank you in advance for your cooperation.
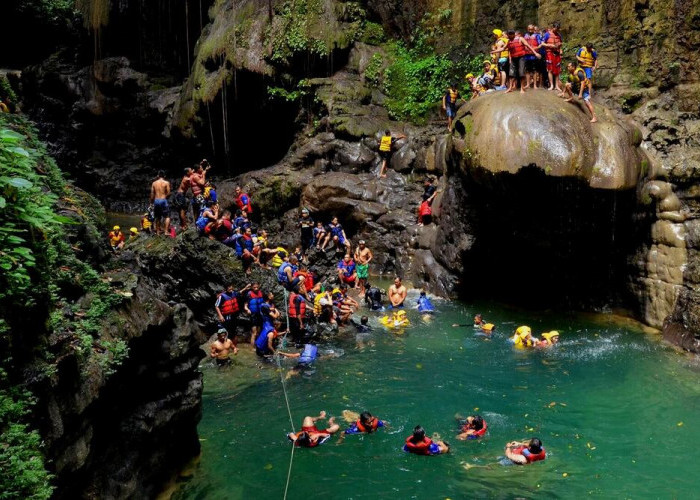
[287,411,340,447]
[542,22,563,92]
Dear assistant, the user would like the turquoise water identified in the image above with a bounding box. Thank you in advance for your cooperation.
[171,298,700,499]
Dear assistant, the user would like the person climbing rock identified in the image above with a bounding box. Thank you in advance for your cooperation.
[353,240,373,295]
[504,438,546,464]
[418,189,439,226]
[378,129,406,178]
[563,63,598,123]
[108,225,125,252]
[442,83,460,130]
[287,411,340,448]
[210,329,237,366]
[234,185,252,214]
[388,277,407,308]
[422,177,437,201]
[542,22,563,91]
[173,167,193,230]
[403,425,450,455]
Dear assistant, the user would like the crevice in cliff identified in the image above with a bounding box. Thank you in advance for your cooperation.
[457,166,654,311]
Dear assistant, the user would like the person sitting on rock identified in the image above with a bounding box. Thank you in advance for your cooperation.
[236,226,259,275]
[378,129,407,178]
[210,328,237,366]
[278,254,307,297]
[233,209,251,231]
[128,227,139,241]
[563,62,598,123]
[195,202,219,236]
[295,263,321,294]
[109,225,125,252]
[140,212,152,234]
[504,438,546,464]
[213,210,236,245]
[313,221,327,250]
[234,185,252,214]
[478,60,500,90]
[320,217,351,253]
[442,83,460,131]
[337,254,357,287]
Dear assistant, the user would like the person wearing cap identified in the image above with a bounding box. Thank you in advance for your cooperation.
[128,227,139,241]
[210,328,237,366]
[537,331,560,348]
[490,28,510,87]
[108,226,125,252]
[299,208,315,261]
[353,240,373,295]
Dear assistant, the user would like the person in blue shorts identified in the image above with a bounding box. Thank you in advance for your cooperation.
[442,83,460,131]
[563,62,598,123]
[576,42,598,82]
[150,170,171,235]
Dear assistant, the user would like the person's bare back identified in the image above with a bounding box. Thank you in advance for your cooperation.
[151,178,171,201]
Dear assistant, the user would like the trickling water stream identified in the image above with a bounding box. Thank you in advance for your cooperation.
[167,298,700,499]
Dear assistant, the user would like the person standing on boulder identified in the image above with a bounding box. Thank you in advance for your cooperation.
[190,159,210,221]
[505,30,539,94]
[541,22,563,92]
[576,42,598,96]
[442,83,460,131]
[490,29,509,87]
[378,129,406,178]
[150,170,171,235]
[174,167,193,230]
[354,240,373,295]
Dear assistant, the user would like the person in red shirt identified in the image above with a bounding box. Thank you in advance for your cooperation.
[418,189,439,226]
[234,186,253,213]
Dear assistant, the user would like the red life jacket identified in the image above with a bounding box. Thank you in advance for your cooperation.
[419,200,432,216]
[508,38,528,58]
[462,420,488,437]
[288,293,306,318]
[513,445,546,463]
[527,35,539,51]
[294,270,314,288]
[546,31,561,54]
[355,418,380,433]
[404,436,433,455]
[218,292,239,316]
[236,192,252,212]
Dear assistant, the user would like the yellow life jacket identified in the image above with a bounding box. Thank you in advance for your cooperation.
[578,47,596,68]
[204,185,213,199]
[313,294,324,316]
[499,36,509,58]
[0,102,9,113]
[270,247,288,268]
[569,67,587,86]
[379,135,392,152]
[448,89,459,103]
[257,235,268,248]
[109,231,123,246]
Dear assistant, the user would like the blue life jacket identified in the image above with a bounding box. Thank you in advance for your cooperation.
[256,323,275,350]
[278,262,291,283]
[247,290,264,314]
[299,344,318,364]
[330,224,343,237]
[417,295,435,313]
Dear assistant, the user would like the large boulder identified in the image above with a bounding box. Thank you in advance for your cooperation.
[452,90,647,190]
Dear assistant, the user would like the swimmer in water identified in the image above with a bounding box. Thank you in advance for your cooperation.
[210,329,237,366]
[403,425,450,455]
[456,415,488,440]
[536,331,560,347]
[287,411,340,447]
[416,291,436,313]
[343,411,386,435]
[504,437,546,464]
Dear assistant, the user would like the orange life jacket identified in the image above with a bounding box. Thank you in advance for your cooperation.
[355,418,380,433]
[288,293,306,318]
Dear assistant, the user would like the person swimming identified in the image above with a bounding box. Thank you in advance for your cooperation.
[457,415,488,440]
[288,411,340,448]
[380,310,410,328]
[416,291,435,313]
[403,425,449,455]
[537,331,560,347]
[511,325,536,348]
[344,411,386,435]
[504,437,546,464]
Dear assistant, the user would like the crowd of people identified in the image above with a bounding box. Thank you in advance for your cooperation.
[445,22,599,124]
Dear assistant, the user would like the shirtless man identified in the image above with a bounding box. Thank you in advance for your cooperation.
[174,167,192,230]
[210,329,237,366]
[150,171,171,235]
[354,240,373,295]
[287,411,340,448]
[388,277,407,308]
[190,159,211,220]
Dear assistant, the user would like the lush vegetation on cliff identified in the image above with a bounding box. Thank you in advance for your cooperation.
[0,114,128,498]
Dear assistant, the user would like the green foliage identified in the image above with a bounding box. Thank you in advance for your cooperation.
[0,365,53,500]
[15,0,75,23]
[0,76,17,103]
[267,79,311,102]
[364,53,384,87]
[360,21,385,45]
[268,0,329,63]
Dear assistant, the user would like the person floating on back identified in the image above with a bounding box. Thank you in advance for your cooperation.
[288,411,340,448]
[505,438,546,464]
[403,425,450,455]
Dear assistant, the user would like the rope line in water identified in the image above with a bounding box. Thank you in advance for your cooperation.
[275,288,295,500]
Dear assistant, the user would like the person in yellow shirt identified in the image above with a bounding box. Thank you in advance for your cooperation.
[108,226,125,251]
[378,129,407,178]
